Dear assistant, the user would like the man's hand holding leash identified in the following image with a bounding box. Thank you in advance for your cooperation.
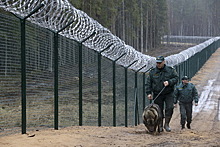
[148,81,169,100]
[164,81,169,87]
[148,94,153,100]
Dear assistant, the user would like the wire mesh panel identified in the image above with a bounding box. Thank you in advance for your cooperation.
[58,36,79,127]
[137,72,144,121]
[25,22,54,130]
[101,57,113,126]
[127,70,135,126]
[82,47,99,126]
[0,13,21,136]
[144,73,151,107]
[115,64,125,126]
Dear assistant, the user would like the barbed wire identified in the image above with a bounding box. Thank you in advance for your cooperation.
[0,0,219,72]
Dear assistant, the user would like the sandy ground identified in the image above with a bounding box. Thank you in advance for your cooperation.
[1,48,220,147]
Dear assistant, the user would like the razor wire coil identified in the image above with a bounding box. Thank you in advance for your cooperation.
[0,0,219,72]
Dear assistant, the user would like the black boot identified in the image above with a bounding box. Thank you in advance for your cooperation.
[181,124,185,129]
[187,123,191,129]
[159,119,164,132]
[164,117,171,132]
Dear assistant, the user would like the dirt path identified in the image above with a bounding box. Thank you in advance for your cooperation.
[1,49,220,147]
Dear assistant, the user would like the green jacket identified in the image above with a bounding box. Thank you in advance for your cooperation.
[174,82,199,104]
[146,64,179,95]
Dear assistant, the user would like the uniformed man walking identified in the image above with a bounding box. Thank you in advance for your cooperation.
[174,76,199,129]
[146,56,179,132]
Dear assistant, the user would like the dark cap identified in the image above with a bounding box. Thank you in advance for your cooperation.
[182,76,189,80]
[156,56,165,62]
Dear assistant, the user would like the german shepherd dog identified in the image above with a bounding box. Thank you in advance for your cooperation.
[142,103,162,134]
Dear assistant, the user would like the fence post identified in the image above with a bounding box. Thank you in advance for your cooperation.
[53,20,75,130]
[124,60,138,127]
[112,53,126,126]
[20,18,27,135]
[53,32,59,130]
[12,3,44,134]
[97,44,113,126]
[78,32,96,126]
[134,65,146,126]
[142,72,146,110]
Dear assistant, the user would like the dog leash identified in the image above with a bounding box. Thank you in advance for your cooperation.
[151,86,166,104]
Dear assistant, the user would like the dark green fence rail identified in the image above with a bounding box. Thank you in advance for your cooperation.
[1,12,220,136]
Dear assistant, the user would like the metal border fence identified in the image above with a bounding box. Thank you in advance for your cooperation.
[1,1,220,136]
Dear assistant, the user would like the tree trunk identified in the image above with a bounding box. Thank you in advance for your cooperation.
[145,11,148,53]
[122,0,125,41]
[140,0,143,53]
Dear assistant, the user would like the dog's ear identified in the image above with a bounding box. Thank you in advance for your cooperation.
[143,110,150,121]
[154,114,158,120]
[151,108,158,120]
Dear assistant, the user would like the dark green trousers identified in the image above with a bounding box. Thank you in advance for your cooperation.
[179,102,193,125]
[153,92,174,118]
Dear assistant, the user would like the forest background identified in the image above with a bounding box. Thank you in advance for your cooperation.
[69,0,220,53]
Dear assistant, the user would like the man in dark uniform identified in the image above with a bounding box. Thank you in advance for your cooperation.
[146,56,179,132]
[174,76,199,129]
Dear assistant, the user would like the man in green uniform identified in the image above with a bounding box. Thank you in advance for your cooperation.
[174,76,199,129]
[146,56,179,132]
